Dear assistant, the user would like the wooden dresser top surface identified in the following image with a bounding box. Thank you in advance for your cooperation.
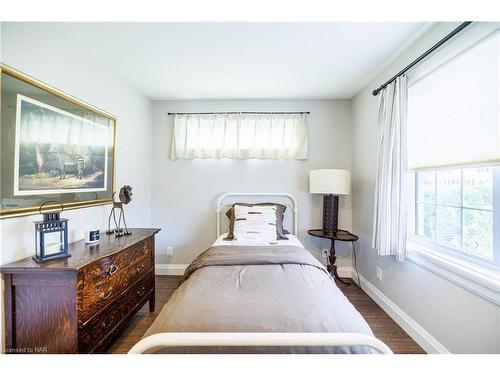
[0,228,160,272]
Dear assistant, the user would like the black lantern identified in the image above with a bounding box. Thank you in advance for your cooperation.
[33,201,70,263]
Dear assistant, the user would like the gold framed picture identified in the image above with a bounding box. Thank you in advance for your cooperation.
[1,64,116,218]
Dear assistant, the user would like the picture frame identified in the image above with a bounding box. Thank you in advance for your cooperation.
[1,64,116,218]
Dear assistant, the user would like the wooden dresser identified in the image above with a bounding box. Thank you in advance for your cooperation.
[1,228,160,354]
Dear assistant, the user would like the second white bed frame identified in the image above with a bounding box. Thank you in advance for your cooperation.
[128,192,392,355]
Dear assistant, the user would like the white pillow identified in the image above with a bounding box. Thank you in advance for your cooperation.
[233,204,278,245]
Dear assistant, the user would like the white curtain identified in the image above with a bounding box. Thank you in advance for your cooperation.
[372,76,408,261]
[170,113,308,160]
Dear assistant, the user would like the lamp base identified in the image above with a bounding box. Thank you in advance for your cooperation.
[322,194,339,235]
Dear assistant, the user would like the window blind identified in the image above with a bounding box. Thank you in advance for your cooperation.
[407,24,500,170]
[170,113,308,160]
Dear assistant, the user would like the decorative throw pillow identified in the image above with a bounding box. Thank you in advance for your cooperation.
[223,202,289,241]
[232,205,278,245]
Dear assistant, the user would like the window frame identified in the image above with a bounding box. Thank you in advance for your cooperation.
[406,166,500,306]
[409,166,500,268]
[407,168,500,306]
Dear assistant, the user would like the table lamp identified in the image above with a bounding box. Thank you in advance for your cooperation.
[309,169,351,234]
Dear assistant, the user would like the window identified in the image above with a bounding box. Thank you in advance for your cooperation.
[411,166,499,264]
[406,23,500,275]
[170,113,308,160]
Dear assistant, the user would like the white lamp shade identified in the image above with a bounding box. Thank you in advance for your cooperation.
[309,169,351,195]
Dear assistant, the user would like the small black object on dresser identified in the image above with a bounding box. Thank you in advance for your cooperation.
[308,229,359,284]
[1,228,160,354]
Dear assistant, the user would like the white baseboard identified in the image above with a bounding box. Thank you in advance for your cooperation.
[155,264,188,275]
[358,274,450,354]
[336,266,353,278]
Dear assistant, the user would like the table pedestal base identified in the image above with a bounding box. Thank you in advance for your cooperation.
[328,237,351,285]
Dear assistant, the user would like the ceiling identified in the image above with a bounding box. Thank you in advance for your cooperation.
[55,22,427,100]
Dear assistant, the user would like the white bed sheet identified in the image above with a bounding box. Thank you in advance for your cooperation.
[213,233,304,248]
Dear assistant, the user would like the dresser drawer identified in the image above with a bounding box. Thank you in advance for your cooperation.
[84,238,152,286]
[79,273,154,353]
[81,254,153,322]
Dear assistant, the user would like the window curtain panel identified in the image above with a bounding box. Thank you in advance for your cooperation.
[372,76,408,262]
[170,113,308,160]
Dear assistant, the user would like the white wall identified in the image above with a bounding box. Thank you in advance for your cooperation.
[0,22,153,346]
[152,100,353,267]
[351,22,500,353]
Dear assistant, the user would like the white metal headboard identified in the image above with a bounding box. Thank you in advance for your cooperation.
[216,192,298,237]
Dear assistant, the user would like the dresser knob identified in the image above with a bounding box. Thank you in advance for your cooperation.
[137,287,146,297]
[99,287,113,300]
[136,264,145,273]
[101,316,115,329]
[108,264,119,275]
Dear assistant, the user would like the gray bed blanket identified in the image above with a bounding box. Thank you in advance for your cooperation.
[143,245,375,354]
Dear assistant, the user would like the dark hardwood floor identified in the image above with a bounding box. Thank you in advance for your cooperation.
[336,281,425,354]
[107,275,425,354]
[107,276,180,354]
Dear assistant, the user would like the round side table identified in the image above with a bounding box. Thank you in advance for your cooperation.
[307,229,359,284]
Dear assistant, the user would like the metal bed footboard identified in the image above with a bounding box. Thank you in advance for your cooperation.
[128,332,393,354]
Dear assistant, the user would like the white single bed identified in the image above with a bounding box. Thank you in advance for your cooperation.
[129,193,392,354]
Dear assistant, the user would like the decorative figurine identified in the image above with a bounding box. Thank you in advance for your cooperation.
[106,185,133,237]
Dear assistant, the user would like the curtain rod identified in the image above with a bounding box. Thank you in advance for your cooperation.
[372,21,473,96]
[167,111,310,115]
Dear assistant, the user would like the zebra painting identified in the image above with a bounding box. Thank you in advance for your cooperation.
[48,145,85,180]
[14,94,110,195]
